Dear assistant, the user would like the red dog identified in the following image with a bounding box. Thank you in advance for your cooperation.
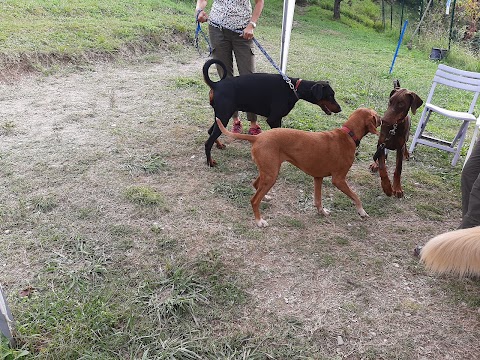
[216,108,380,227]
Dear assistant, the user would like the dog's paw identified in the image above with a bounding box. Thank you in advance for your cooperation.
[369,162,379,173]
[381,182,393,197]
[256,218,269,227]
[208,159,218,167]
[318,207,330,216]
[263,194,273,202]
[393,189,404,198]
[358,208,369,218]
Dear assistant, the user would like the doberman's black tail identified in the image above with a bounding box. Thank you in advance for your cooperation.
[203,58,227,89]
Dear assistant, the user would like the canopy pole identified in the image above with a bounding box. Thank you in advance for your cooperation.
[280,0,296,74]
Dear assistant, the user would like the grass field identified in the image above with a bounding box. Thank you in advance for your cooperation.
[1,0,480,359]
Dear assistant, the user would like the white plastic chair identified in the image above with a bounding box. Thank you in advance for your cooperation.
[409,64,480,166]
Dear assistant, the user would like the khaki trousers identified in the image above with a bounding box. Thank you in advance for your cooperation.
[209,24,257,122]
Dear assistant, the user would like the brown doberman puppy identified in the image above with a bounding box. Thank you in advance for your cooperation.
[216,108,381,227]
[203,58,342,167]
[370,81,423,198]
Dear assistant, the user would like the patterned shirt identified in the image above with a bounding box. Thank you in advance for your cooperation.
[209,0,253,30]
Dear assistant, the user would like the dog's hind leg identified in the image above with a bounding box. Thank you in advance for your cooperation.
[208,123,226,149]
[205,119,226,167]
[253,177,274,202]
[314,177,330,216]
[251,172,278,227]
[332,176,368,217]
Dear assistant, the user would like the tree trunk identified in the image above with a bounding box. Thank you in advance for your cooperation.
[333,0,342,20]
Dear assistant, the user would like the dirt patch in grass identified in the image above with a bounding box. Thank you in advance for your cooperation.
[1,49,479,358]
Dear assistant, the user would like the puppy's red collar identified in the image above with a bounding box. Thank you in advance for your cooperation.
[341,126,360,147]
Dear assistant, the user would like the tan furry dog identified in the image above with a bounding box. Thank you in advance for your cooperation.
[215,108,380,227]
[420,226,480,277]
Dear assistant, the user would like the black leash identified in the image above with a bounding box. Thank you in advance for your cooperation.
[373,123,398,161]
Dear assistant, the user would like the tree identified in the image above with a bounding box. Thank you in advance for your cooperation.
[459,0,480,39]
[333,0,343,19]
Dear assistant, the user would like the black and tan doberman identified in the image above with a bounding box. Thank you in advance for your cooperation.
[202,58,342,167]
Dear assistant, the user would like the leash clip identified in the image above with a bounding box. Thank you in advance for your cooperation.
[389,123,397,136]
[286,79,295,90]
[286,79,299,99]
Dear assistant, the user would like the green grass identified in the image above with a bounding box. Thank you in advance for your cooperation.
[213,181,255,208]
[125,186,166,207]
[124,153,168,175]
[0,0,477,73]
[0,337,29,359]
[30,194,58,213]
[0,0,192,56]
[11,248,254,358]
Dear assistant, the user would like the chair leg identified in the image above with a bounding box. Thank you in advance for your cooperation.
[451,120,470,147]
[452,150,461,167]
[409,108,430,154]
[452,121,474,167]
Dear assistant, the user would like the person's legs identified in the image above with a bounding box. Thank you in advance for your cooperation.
[460,141,480,228]
[209,25,234,78]
[209,26,242,132]
[232,35,260,134]
[232,35,255,75]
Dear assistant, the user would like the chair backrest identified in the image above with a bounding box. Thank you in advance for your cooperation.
[426,64,480,114]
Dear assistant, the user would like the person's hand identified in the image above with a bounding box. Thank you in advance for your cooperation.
[196,9,208,23]
[241,23,255,40]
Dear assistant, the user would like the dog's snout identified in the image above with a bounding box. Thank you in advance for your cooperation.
[380,116,396,126]
[318,100,342,115]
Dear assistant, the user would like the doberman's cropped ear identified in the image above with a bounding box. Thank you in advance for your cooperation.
[390,80,401,97]
[408,92,424,115]
[311,83,324,100]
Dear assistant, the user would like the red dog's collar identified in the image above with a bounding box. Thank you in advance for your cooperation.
[341,126,360,147]
[295,79,302,90]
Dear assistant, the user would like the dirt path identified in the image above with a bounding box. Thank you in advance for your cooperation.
[1,53,479,358]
